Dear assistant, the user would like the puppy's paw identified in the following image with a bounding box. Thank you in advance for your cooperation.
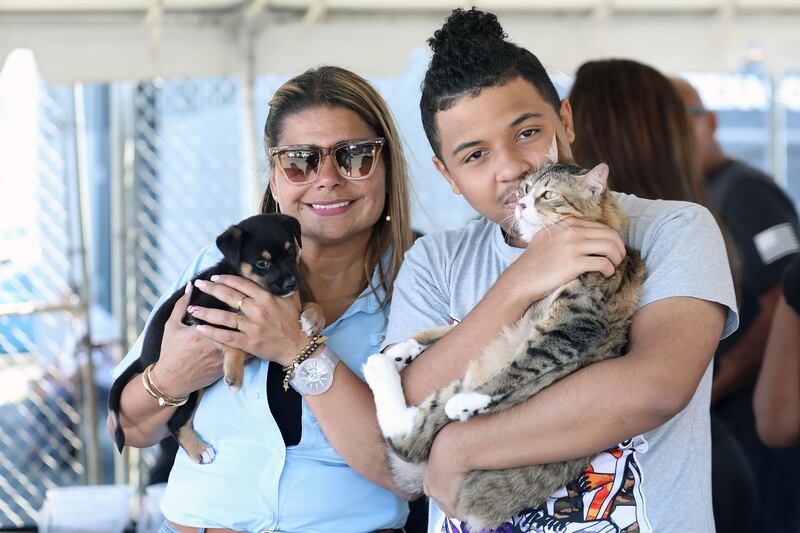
[223,365,243,392]
[383,339,425,371]
[222,348,245,392]
[197,444,216,465]
[299,303,325,337]
[185,441,216,465]
[445,391,492,422]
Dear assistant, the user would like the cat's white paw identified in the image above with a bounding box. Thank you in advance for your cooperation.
[445,392,492,422]
[362,353,418,438]
[363,353,400,391]
[383,339,425,371]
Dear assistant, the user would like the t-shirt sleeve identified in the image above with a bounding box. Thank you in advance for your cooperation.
[383,238,452,349]
[638,203,739,339]
[720,178,800,295]
[110,245,222,379]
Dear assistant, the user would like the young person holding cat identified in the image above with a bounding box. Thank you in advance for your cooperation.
[382,8,738,533]
[108,66,413,532]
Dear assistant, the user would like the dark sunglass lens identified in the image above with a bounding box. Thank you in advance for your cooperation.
[334,145,352,176]
[342,142,377,178]
[281,150,319,183]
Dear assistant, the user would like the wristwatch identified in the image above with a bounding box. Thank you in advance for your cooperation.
[288,346,340,395]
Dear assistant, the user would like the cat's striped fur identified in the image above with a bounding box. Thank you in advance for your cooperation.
[363,161,646,531]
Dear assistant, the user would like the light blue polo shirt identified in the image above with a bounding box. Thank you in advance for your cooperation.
[112,245,408,533]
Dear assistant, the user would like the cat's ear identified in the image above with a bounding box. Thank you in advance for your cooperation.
[545,135,559,164]
[579,163,609,198]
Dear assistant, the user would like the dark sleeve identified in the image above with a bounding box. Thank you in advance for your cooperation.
[782,255,800,315]
[717,175,800,296]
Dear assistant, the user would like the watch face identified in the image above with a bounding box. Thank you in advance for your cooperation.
[298,358,332,393]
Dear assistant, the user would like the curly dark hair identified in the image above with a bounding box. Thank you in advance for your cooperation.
[420,7,562,160]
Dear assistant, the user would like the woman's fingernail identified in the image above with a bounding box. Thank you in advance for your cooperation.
[210,275,220,281]
[185,282,192,294]
[187,306,197,313]
[194,279,207,288]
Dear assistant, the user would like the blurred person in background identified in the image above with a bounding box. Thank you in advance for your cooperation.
[108,66,417,533]
[754,254,800,449]
[673,77,800,533]
[569,58,759,533]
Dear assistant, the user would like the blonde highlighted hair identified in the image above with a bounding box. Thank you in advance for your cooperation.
[260,66,413,309]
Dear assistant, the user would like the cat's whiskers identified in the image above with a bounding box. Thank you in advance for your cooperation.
[501,211,521,237]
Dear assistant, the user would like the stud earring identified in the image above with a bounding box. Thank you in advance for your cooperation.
[385,215,391,222]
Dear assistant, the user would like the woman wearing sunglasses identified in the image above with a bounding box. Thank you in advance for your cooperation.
[109,66,414,533]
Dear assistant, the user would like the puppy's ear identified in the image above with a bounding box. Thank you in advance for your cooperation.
[282,215,302,249]
[216,225,243,265]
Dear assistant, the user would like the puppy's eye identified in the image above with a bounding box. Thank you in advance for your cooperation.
[255,260,272,270]
[541,190,558,200]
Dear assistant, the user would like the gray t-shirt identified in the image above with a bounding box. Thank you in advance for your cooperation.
[385,193,739,533]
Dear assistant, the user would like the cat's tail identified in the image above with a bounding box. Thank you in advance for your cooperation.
[387,450,425,496]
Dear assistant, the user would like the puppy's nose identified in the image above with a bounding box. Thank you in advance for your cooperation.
[281,276,297,291]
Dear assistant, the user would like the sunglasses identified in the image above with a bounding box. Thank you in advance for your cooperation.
[269,137,385,185]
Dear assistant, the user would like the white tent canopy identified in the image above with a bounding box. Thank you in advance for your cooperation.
[2,0,800,83]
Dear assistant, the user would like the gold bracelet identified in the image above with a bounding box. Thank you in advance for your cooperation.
[282,334,329,391]
[142,363,190,407]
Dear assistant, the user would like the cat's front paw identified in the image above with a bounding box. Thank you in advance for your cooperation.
[383,339,425,371]
[445,391,492,422]
[363,353,401,392]
[363,354,418,438]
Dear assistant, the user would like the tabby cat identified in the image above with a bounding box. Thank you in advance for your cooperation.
[363,149,647,531]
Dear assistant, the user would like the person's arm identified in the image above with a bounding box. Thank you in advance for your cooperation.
[406,203,736,516]
[713,284,780,401]
[753,296,800,448]
[302,361,411,496]
[106,247,226,448]
[106,283,227,448]
[188,275,409,496]
[424,297,725,516]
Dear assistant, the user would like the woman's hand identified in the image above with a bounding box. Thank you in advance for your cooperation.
[505,217,626,306]
[150,283,225,398]
[187,275,310,367]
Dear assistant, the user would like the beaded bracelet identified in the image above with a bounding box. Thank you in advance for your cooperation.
[282,334,329,391]
[142,363,190,407]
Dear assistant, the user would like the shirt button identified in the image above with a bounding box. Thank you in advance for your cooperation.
[255,392,261,399]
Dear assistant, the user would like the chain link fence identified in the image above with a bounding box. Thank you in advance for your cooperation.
[0,78,88,528]
[0,70,249,527]
[126,76,248,481]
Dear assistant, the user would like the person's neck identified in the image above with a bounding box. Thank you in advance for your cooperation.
[703,144,728,178]
[500,226,527,249]
[300,234,372,322]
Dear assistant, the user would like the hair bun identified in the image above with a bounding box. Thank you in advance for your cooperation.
[428,7,507,55]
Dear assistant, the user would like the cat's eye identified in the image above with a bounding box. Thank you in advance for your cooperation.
[541,190,558,200]
[255,260,272,270]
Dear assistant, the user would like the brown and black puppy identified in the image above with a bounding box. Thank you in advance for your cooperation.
[108,213,324,463]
